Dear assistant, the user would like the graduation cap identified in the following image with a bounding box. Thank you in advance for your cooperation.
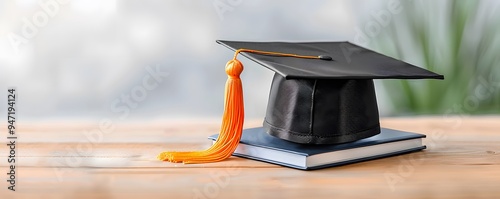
[158,40,444,164]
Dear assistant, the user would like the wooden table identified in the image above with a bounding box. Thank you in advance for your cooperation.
[1,117,499,198]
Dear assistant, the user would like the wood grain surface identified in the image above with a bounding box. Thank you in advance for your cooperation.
[1,117,499,199]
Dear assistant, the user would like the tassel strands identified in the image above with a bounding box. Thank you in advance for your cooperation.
[157,59,244,164]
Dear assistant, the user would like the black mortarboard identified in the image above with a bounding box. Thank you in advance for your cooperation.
[158,40,443,164]
[217,40,444,145]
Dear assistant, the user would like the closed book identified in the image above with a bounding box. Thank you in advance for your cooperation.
[208,127,426,170]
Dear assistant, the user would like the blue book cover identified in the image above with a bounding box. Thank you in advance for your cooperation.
[209,127,426,170]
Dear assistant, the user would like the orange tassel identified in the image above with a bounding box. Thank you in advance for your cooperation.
[157,59,244,164]
[158,49,321,164]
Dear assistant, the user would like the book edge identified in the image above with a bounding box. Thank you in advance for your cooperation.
[232,146,426,170]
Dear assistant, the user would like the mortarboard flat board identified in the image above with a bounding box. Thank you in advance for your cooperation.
[217,40,444,80]
[217,40,444,145]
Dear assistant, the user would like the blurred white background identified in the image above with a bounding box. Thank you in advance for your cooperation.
[0,0,498,122]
